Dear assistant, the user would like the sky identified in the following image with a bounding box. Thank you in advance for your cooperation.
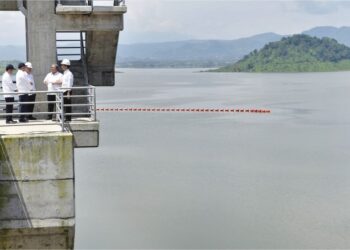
[1,0,350,45]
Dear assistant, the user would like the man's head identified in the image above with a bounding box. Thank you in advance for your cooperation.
[25,62,33,73]
[61,59,71,71]
[50,64,59,74]
[6,64,15,74]
[18,62,26,71]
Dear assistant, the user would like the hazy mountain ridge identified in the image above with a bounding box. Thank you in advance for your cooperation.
[303,26,350,47]
[1,27,350,68]
[118,26,350,67]
[213,35,350,73]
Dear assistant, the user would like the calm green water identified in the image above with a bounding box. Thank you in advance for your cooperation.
[75,69,350,249]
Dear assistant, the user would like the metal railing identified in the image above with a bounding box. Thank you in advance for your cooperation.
[0,86,96,132]
[56,0,125,6]
[56,31,86,61]
[114,0,126,6]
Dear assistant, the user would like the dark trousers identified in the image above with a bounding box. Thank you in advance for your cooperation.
[18,94,29,121]
[28,94,36,117]
[47,95,56,119]
[64,91,72,121]
[5,97,15,122]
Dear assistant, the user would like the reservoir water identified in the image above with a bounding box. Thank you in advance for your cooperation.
[75,69,350,249]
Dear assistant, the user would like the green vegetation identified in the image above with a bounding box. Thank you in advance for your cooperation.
[212,34,350,73]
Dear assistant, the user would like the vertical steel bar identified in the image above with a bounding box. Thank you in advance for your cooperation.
[60,91,65,132]
[93,87,97,121]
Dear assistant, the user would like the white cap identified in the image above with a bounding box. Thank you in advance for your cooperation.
[25,62,33,69]
[61,59,71,66]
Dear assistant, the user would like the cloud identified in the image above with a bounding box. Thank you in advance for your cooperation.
[0,12,25,45]
[296,0,350,15]
[2,0,350,45]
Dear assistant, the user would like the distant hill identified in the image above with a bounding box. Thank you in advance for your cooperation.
[117,33,283,68]
[3,26,350,68]
[118,26,350,68]
[0,45,26,61]
[213,35,350,73]
[303,26,350,47]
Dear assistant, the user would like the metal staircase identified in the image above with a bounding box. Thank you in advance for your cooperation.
[56,31,89,115]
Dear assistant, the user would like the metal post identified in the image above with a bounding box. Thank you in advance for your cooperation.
[60,91,65,132]
[93,87,97,121]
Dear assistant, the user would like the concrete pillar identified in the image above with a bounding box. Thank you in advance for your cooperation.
[25,1,57,114]
[86,30,119,86]
[0,132,75,249]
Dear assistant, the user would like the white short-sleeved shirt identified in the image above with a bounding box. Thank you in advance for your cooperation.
[27,73,36,92]
[44,72,63,94]
[61,69,74,90]
[16,70,32,93]
[2,72,17,98]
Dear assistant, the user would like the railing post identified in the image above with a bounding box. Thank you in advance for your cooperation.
[60,91,65,132]
[93,87,97,121]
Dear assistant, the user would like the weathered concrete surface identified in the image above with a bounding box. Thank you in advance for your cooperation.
[56,5,92,14]
[0,1,18,11]
[0,133,73,181]
[0,132,75,249]
[86,30,119,86]
[0,227,74,249]
[56,13,124,31]
[0,121,63,135]
[0,119,100,148]
[67,119,100,147]
[92,5,127,14]
[25,0,57,113]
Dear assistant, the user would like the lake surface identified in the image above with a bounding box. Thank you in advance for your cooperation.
[75,69,350,249]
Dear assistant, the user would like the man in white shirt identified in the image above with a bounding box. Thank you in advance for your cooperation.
[61,59,74,122]
[2,64,17,124]
[25,62,37,120]
[16,62,31,123]
[43,64,63,120]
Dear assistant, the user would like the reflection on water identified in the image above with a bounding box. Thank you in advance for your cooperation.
[75,69,350,249]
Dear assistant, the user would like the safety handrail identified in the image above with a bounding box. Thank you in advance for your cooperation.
[56,0,126,6]
[0,85,97,131]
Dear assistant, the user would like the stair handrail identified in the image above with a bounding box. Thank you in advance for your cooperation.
[80,31,89,85]
[114,0,125,6]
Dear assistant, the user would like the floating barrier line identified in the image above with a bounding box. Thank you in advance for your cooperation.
[95,108,271,114]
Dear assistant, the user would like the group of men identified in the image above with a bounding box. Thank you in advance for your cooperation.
[2,59,74,124]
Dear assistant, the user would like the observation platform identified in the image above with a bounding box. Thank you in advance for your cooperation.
[0,118,99,148]
[0,87,99,249]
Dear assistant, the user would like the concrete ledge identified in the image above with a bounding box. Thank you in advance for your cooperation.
[92,6,127,14]
[67,119,100,148]
[56,5,92,14]
[56,5,127,15]
[0,218,75,229]
[0,121,64,135]
[0,226,74,249]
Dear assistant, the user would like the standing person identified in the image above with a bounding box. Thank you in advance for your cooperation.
[61,59,74,122]
[43,64,63,120]
[16,62,31,123]
[2,64,17,124]
[25,62,37,120]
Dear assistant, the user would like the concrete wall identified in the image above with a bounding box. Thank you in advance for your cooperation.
[86,31,119,86]
[0,132,75,249]
[25,0,58,113]
[0,1,18,11]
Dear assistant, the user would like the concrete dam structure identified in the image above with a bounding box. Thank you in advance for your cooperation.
[0,0,126,249]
